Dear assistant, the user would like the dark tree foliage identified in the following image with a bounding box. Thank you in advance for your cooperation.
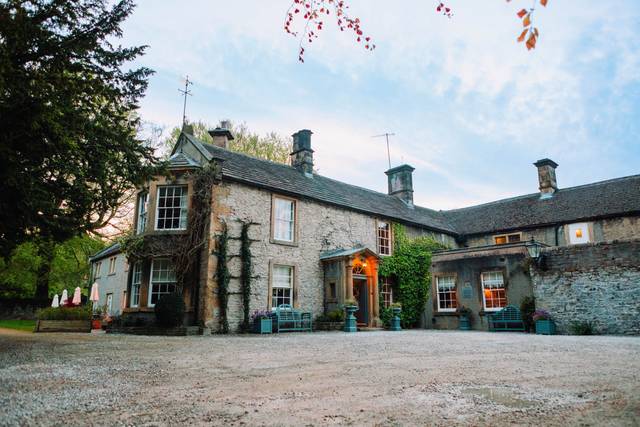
[0,0,158,260]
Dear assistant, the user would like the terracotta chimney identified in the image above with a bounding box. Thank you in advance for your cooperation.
[208,121,234,149]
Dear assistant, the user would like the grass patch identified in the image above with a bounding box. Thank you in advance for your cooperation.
[0,319,36,332]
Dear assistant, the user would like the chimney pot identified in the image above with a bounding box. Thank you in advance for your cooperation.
[385,164,415,207]
[534,158,558,197]
[291,129,314,175]
[208,121,234,149]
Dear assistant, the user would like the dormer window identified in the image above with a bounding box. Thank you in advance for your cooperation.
[155,185,188,230]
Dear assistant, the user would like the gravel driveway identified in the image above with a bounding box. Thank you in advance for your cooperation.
[1,328,639,426]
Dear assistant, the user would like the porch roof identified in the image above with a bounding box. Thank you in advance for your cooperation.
[319,247,379,261]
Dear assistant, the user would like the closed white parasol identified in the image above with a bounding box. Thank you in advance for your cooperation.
[51,294,59,308]
[89,282,100,303]
[72,287,82,305]
[60,289,68,306]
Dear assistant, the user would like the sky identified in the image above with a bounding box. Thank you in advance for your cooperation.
[120,0,640,210]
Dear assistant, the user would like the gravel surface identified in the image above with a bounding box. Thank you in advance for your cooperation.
[1,328,639,426]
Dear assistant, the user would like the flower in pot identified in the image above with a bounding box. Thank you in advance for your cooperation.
[457,306,473,331]
[251,310,273,334]
[533,309,556,335]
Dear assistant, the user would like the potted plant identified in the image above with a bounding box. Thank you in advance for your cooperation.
[92,304,106,330]
[390,302,402,331]
[35,305,92,333]
[533,309,556,335]
[251,310,273,334]
[343,298,358,332]
[458,306,473,331]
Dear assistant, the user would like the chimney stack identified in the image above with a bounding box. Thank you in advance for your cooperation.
[385,164,415,207]
[534,158,558,197]
[208,121,234,149]
[291,130,314,176]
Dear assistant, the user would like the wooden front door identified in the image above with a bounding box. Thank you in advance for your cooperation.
[353,278,368,325]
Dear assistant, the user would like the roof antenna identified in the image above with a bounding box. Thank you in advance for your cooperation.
[372,132,395,169]
[178,75,193,126]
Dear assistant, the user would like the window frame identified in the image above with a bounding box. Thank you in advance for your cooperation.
[136,192,149,234]
[270,264,294,309]
[380,276,394,308]
[154,185,188,231]
[481,270,507,312]
[567,222,591,245]
[376,220,392,256]
[493,232,522,245]
[148,258,178,308]
[435,273,458,312]
[94,261,102,279]
[270,195,297,245]
[105,293,113,315]
[108,256,117,275]
[130,262,142,308]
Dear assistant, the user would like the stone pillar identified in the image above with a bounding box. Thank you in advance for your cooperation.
[371,260,380,327]
[345,257,354,301]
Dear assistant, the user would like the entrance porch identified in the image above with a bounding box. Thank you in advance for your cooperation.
[320,247,381,328]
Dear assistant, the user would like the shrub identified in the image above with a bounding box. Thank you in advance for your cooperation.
[457,306,472,318]
[327,309,344,322]
[379,307,393,327]
[520,296,536,333]
[250,310,271,322]
[570,320,595,335]
[36,305,91,321]
[154,293,185,328]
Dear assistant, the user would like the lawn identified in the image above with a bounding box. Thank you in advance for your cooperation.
[0,319,36,332]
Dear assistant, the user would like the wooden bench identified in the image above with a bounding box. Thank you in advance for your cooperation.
[273,304,312,333]
[488,305,525,332]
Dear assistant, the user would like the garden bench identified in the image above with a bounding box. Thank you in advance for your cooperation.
[273,304,312,333]
[488,305,525,332]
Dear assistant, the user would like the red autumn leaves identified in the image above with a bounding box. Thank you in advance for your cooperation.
[286,0,550,62]
[511,0,549,50]
[284,0,375,62]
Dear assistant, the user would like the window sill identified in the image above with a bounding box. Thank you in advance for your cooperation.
[433,312,459,317]
[108,273,116,277]
[270,238,298,247]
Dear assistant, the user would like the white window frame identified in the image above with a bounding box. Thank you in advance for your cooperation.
[493,232,522,245]
[148,259,177,308]
[94,261,102,278]
[377,220,392,256]
[271,264,293,309]
[136,192,149,234]
[380,276,393,308]
[155,185,188,231]
[108,256,117,275]
[130,262,142,308]
[568,222,591,245]
[106,293,113,315]
[436,274,457,312]
[481,271,507,312]
[272,196,296,243]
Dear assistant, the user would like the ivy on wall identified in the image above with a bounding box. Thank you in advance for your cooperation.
[216,222,230,334]
[378,224,446,328]
[239,221,252,332]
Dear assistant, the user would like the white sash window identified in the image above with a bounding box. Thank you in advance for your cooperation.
[273,197,295,242]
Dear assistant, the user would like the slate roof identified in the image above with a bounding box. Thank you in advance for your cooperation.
[444,174,640,235]
[89,243,121,262]
[201,142,456,233]
[182,132,639,237]
[319,247,379,261]
[168,151,201,169]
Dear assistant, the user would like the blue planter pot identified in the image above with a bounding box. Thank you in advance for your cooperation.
[535,319,556,335]
[459,315,471,330]
[253,317,272,334]
[390,307,402,331]
[344,306,358,332]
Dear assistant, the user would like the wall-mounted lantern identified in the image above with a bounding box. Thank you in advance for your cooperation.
[525,237,545,269]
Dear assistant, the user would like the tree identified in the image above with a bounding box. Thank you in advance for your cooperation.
[0,0,160,303]
[164,121,292,164]
[285,0,550,61]
[0,235,104,299]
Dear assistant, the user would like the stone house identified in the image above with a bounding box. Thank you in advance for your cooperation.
[110,124,640,334]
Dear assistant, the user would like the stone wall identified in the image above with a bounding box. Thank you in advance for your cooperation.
[531,239,640,335]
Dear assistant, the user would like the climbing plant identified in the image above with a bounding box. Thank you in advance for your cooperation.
[239,221,253,332]
[378,224,447,328]
[216,222,230,334]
